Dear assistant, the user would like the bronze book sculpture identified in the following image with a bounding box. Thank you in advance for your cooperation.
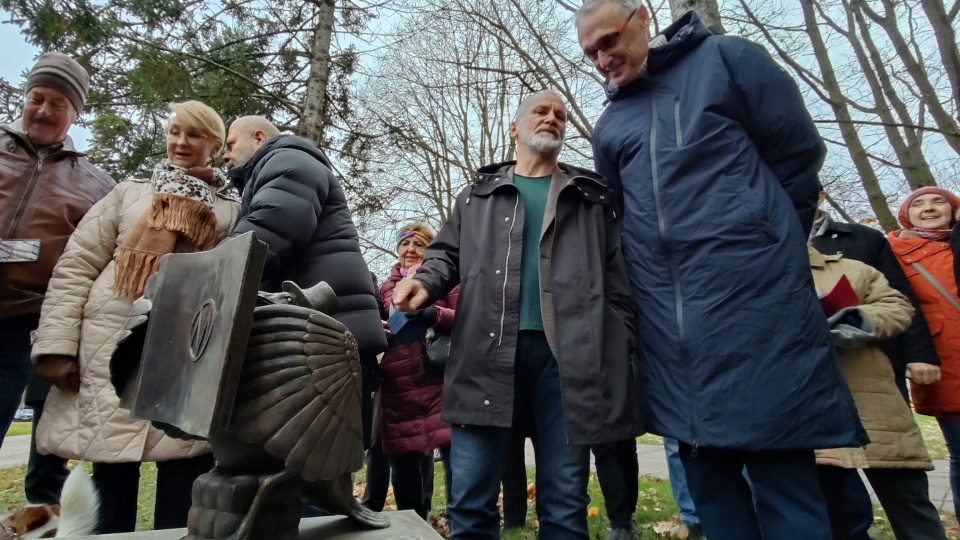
[109,233,389,539]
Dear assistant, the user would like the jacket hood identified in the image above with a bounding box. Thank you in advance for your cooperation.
[604,11,712,101]
[229,134,334,193]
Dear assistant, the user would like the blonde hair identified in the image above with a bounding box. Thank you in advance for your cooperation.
[166,101,226,147]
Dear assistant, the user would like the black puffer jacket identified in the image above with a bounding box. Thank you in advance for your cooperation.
[229,135,387,359]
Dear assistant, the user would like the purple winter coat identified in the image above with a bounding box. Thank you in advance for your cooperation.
[379,263,458,455]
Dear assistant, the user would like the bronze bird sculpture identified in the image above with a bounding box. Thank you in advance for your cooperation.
[110,233,389,539]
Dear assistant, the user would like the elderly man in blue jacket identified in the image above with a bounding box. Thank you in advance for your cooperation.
[577,2,865,539]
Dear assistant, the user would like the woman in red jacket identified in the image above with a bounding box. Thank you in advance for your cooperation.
[379,224,458,518]
[888,186,960,518]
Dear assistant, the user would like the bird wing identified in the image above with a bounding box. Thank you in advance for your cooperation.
[231,303,364,482]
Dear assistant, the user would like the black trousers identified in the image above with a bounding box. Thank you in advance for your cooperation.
[592,439,640,530]
[24,403,69,505]
[361,437,391,511]
[501,432,530,528]
[819,466,946,540]
[92,454,214,533]
[388,451,443,519]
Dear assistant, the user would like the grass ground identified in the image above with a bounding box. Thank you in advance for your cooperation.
[3,418,954,537]
[4,461,950,538]
[5,422,32,438]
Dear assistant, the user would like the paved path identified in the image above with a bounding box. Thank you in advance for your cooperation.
[3,435,953,514]
[0,434,30,470]
[523,440,956,514]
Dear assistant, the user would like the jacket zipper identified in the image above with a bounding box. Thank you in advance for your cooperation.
[6,156,44,238]
[498,193,520,346]
[674,97,683,146]
[650,93,700,456]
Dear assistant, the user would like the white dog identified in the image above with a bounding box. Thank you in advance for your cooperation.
[1,463,99,538]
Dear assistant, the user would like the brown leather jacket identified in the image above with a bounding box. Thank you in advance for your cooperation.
[0,120,114,318]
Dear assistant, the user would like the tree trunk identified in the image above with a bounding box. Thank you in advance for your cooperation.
[846,1,937,189]
[298,0,336,145]
[668,0,725,34]
[799,0,898,230]
[919,0,960,116]
[855,0,960,156]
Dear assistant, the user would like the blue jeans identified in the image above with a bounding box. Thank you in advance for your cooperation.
[937,414,960,518]
[0,317,38,449]
[664,437,699,524]
[447,331,590,540]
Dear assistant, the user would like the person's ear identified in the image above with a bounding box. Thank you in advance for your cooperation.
[637,5,651,30]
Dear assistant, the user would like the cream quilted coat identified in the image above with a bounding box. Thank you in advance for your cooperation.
[810,246,933,471]
[31,179,238,463]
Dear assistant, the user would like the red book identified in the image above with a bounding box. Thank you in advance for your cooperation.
[819,275,859,318]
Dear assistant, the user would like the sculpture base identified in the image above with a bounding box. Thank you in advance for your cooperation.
[186,468,301,539]
[63,511,440,539]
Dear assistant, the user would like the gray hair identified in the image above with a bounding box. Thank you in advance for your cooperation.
[513,90,566,124]
[575,0,642,28]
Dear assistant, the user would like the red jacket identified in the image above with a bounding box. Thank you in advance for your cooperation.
[888,232,960,415]
[378,263,458,455]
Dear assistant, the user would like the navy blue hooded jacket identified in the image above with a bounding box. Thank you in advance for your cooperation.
[229,134,387,360]
[591,12,864,450]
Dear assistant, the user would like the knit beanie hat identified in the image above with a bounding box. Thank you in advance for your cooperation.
[898,186,960,228]
[25,52,90,114]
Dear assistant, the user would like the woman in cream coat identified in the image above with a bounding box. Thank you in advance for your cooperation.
[809,245,945,540]
[31,101,239,534]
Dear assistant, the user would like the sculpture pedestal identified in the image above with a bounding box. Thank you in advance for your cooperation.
[65,511,442,539]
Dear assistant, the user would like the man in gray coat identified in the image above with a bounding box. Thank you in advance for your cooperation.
[393,90,640,539]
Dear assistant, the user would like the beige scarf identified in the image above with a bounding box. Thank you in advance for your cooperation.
[114,160,226,298]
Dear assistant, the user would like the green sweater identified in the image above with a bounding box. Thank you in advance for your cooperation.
[514,174,550,331]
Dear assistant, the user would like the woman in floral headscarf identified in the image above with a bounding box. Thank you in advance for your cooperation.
[376,224,458,519]
[887,186,960,519]
[31,101,239,534]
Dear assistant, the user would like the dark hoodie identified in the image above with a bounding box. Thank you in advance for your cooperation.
[229,134,387,359]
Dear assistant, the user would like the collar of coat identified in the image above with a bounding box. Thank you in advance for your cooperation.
[1,118,82,157]
[604,11,713,101]
[469,160,609,198]
[809,244,843,269]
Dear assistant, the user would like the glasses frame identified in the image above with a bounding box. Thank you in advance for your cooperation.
[583,8,638,63]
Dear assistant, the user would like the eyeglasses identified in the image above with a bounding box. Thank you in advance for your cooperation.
[583,8,637,63]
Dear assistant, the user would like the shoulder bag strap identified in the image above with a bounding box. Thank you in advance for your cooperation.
[912,262,960,314]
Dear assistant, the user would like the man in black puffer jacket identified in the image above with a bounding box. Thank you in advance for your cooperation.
[223,116,387,361]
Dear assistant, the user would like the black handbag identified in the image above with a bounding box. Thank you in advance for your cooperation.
[420,332,451,377]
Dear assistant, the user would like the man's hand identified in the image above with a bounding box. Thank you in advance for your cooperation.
[35,354,80,392]
[906,363,941,385]
[393,278,429,312]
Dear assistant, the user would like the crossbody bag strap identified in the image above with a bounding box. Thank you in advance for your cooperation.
[912,262,960,314]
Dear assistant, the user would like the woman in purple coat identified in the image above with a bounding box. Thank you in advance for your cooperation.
[379,224,458,518]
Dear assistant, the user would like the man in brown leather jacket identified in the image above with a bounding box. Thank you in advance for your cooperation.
[0,52,113,503]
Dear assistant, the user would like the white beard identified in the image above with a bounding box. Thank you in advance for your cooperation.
[523,131,563,154]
